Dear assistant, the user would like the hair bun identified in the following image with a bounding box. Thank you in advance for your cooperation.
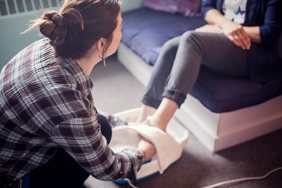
[47,12,64,28]
[40,11,67,46]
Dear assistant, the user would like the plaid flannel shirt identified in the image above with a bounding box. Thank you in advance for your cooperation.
[0,38,142,183]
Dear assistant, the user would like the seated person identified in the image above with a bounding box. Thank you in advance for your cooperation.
[136,0,281,131]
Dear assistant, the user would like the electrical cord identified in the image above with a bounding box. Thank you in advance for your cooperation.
[202,166,282,188]
[122,166,282,188]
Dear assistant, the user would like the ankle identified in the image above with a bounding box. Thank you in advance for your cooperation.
[146,100,177,131]
[136,105,156,123]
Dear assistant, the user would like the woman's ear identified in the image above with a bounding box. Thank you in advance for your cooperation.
[96,37,107,55]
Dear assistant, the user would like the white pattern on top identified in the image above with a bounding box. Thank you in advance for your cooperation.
[222,0,247,24]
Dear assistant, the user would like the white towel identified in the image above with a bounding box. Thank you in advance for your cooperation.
[109,124,187,174]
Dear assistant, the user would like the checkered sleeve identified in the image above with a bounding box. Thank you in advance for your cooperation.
[45,87,143,180]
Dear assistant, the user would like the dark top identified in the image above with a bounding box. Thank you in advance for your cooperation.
[202,0,282,81]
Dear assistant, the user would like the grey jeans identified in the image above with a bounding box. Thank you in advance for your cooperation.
[142,31,249,108]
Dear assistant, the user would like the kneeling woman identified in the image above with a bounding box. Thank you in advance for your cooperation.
[0,0,155,187]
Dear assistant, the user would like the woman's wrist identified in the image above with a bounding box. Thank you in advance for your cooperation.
[217,21,226,30]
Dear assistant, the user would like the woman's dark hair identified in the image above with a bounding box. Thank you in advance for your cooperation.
[28,0,120,59]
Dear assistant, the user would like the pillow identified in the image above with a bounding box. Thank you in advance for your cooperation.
[143,0,202,16]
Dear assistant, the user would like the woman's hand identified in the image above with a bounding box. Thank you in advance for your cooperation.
[195,24,223,33]
[220,21,251,50]
[204,9,251,50]
[196,23,251,50]
[138,139,155,162]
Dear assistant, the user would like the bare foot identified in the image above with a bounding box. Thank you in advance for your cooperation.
[136,105,156,123]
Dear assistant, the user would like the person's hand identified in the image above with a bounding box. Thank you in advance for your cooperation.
[138,139,155,162]
[195,24,223,34]
[219,21,251,50]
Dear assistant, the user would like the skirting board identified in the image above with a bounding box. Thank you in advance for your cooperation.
[117,43,282,152]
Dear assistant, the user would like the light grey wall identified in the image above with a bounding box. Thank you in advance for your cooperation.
[120,0,142,12]
[0,0,143,71]
[0,12,44,70]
